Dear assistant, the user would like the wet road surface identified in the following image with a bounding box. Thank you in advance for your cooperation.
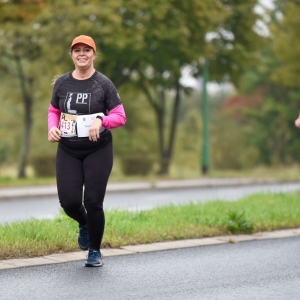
[1,236,299,300]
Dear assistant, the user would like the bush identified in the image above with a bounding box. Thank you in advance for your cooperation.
[225,210,254,234]
[210,117,259,170]
[120,156,154,175]
[31,155,56,177]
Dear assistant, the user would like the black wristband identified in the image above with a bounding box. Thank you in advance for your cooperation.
[96,115,103,121]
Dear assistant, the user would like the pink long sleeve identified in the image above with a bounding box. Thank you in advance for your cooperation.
[102,104,126,129]
[47,103,126,131]
[48,104,61,131]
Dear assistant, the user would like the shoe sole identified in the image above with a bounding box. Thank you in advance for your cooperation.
[85,259,104,268]
[85,263,104,267]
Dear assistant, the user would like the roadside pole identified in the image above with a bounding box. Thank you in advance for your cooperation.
[201,59,209,174]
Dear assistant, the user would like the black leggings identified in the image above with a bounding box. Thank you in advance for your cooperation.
[56,131,113,250]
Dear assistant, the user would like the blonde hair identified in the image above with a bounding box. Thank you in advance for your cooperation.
[51,74,61,86]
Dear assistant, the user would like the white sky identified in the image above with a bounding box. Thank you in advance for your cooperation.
[258,0,274,10]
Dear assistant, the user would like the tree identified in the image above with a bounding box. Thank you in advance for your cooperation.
[0,0,132,177]
[227,0,300,165]
[34,0,226,174]
[0,0,267,177]
[37,0,266,175]
[208,0,266,85]
[116,0,265,174]
[110,0,228,174]
[271,1,300,87]
[0,0,46,178]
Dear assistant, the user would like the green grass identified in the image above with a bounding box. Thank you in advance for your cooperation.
[1,191,300,260]
[0,176,57,187]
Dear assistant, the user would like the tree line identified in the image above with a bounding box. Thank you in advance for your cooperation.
[0,0,299,178]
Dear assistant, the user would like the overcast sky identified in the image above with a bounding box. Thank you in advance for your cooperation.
[259,0,274,9]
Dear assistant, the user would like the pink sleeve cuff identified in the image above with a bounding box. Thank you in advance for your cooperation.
[48,104,61,131]
[102,104,126,129]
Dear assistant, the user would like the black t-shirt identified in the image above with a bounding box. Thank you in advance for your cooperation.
[50,70,122,143]
[51,70,122,115]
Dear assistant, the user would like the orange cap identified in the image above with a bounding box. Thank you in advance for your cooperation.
[70,35,96,52]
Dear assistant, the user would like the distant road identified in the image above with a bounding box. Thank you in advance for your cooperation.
[1,182,300,223]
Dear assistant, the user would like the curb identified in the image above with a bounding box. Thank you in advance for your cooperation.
[1,228,299,270]
[0,178,279,200]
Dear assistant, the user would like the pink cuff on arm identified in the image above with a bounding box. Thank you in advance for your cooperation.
[102,104,126,129]
[48,104,61,131]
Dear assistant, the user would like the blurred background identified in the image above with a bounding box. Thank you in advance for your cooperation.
[0,0,300,182]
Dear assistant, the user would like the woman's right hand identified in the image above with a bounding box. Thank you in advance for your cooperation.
[295,116,300,129]
[48,127,61,142]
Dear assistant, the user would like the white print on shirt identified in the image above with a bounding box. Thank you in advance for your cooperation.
[66,93,76,114]
[64,92,92,114]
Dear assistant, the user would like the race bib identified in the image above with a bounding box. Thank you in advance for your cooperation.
[59,113,105,138]
[59,113,77,137]
[76,113,105,137]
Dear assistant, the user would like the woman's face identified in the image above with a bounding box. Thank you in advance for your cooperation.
[71,43,96,70]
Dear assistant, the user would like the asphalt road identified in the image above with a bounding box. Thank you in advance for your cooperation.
[1,182,300,223]
[1,236,300,300]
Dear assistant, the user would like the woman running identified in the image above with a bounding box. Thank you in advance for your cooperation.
[47,35,126,267]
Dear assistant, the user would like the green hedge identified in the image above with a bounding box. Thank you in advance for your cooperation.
[121,156,154,175]
[31,155,56,177]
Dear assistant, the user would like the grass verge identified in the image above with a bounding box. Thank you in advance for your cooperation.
[1,191,300,260]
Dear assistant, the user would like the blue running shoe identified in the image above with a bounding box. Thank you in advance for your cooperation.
[85,249,104,267]
[78,224,89,251]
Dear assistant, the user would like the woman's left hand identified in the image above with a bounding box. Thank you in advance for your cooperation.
[89,118,102,142]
